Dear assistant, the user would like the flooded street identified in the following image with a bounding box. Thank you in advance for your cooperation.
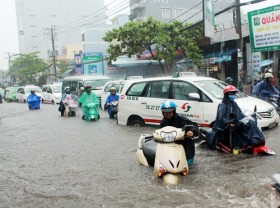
[0,102,280,208]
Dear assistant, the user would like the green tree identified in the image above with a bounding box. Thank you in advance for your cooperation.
[103,17,203,74]
[11,52,49,85]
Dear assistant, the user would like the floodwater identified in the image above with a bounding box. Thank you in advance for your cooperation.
[0,102,279,208]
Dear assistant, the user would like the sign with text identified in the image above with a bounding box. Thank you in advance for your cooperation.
[204,0,215,39]
[248,4,280,52]
[74,54,83,75]
[82,52,103,75]
[252,52,261,81]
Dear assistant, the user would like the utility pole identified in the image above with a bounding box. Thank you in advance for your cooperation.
[234,0,244,91]
[6,52,15,85]
[50,27,57,80]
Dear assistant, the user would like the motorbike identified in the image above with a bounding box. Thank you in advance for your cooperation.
[199,109,275,155]
[62,94,79,117]
[260,91,280,114]
[82,103,100,122]
[136,125,196,185]
[272,174,280,192]
[106,100,118,119]
[27,94,40,110]
[267,95,280,114]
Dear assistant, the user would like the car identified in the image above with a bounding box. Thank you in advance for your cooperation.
[0,88,4,99]
[41,82,62,104]
[100,80,126,110]
[117,75,280,130]
[16,85,42,103]
[4,86,19,102]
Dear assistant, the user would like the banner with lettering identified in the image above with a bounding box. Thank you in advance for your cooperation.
[248,4,280,52]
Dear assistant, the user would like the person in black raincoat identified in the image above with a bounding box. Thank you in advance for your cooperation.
[160,100,199,165]
[206,85,265,151]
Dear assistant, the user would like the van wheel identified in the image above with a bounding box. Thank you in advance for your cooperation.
[24,99,26,103]
[52,100,55,104]
[129,117,145,127]
[41,99,44,104]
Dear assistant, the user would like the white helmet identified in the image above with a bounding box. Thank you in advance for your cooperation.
[264,73,273,78]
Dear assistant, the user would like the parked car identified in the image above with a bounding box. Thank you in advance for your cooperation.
[4,86,19,102]
[117,75,279,130]
[41,82,62,104]
[100,80,126,110]
[16,85,42,103]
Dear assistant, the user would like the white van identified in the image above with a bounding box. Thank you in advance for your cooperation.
[117,76,279,130]
[41,82,62,104]
[62,75,111,103]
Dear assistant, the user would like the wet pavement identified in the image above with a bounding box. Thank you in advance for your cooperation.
[0,101,280,208]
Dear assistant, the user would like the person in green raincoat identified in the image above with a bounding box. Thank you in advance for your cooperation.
[79,85,100,121]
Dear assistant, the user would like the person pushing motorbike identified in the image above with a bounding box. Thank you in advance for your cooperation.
[206,85,265,152]
[160,101,199,165]
[252,73,279,100]
[105,87,119,119]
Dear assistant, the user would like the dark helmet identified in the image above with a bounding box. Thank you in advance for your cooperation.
[85,85,92,91]
[160,100,177,113]
[64,87,71,93]
[223,85,238,94]
[225,77,233,83]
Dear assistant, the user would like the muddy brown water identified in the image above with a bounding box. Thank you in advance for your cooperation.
[0,102,279,207]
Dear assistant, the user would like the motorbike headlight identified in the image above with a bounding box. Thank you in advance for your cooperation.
[160,131,177,142]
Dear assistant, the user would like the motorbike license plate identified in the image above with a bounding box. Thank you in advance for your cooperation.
[269,122,277,129]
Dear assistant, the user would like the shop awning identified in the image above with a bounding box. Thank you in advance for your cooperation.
[203,48,237,64]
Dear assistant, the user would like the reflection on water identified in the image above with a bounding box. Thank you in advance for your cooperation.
[0,103,279,207]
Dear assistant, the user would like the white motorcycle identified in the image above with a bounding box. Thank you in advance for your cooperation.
[136,125,195,185]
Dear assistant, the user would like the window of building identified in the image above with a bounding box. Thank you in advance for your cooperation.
[174,8,184,18]
[162,8,171,19]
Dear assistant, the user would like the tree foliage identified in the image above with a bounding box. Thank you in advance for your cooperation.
[103,17,203,74]
[57,60,69,76]
[11,52,49,85]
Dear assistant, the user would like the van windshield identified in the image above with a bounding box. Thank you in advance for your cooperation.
[52,85,62,93]
[85,79,111,89]
[194,80,247,100]
[26,86,42,93]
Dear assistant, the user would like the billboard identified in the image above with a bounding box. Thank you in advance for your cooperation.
[82,52,104,75]
[248,4,280,52]
[204,0,215,39]
[74,54,83,75]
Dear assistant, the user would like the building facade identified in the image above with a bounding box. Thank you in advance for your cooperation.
[15,0,105,62]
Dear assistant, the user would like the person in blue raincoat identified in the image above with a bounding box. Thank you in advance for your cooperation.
[252,73,279,100]
[105,87,119,119]
[206,85,265,150]
[27,90,40,110]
